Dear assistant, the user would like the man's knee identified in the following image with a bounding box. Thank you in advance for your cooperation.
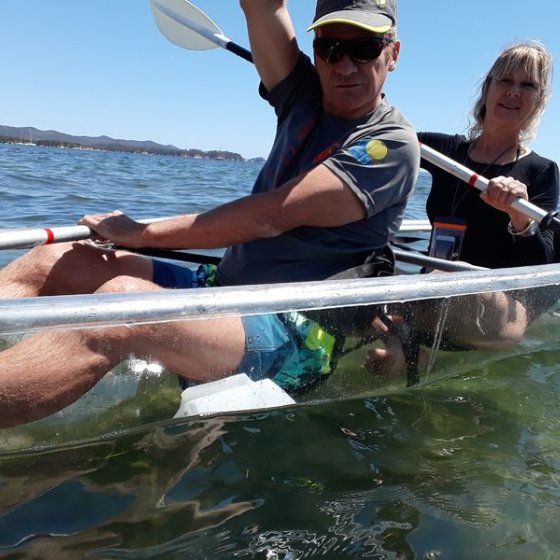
[96,275,161,294]
[12,243,77,287]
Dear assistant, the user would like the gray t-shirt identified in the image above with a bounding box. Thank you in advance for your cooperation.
[217,53,419,286]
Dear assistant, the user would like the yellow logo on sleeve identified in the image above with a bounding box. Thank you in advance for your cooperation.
[366,140,388,161]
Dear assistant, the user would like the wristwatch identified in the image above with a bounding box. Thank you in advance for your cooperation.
[507,219,539,237]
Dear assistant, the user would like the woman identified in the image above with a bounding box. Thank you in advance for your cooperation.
[368,41,559,374]
[420,41,558,270]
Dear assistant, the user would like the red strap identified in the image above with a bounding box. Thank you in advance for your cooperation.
[468,173,479,187]
[44,228,55,244]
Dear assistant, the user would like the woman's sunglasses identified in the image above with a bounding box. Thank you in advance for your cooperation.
[313,37,393,65]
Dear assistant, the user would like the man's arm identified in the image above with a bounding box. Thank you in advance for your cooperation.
[239,0,300,92]
[78,164,366,249]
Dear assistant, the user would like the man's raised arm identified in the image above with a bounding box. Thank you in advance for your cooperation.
[240,0,300,92]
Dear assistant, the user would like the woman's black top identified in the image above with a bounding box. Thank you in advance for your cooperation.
[419,132,559,269]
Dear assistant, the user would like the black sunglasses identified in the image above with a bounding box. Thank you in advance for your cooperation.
[313,37,393,64]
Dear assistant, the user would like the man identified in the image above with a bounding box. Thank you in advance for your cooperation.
[0,0,419,426]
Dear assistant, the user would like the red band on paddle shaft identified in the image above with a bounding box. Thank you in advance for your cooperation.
[44,228,55,244]
[468,173,479,187]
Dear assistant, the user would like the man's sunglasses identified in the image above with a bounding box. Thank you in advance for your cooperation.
[313,37,393,64]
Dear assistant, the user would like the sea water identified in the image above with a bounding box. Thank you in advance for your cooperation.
[0,143,559,559]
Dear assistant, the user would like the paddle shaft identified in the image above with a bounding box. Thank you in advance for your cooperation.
[0,225,92,251]
[0,218,163,251]
[420,143,560,233]
[0,219,429,252]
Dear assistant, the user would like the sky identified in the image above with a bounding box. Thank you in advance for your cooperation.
[1,1,559,161]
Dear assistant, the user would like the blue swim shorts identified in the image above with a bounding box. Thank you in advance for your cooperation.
[152,258,215,289]
[151,259,300,384]
[235,313,296,381]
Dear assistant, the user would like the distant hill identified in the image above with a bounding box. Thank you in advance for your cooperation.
[0,125,264,163]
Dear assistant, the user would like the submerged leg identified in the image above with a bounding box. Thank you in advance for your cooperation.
[410,292,529,350]
[0,327,126,426]
[0,277,245,427]
[364,292,529,378]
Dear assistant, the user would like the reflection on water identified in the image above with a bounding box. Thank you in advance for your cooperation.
[1,350,559,558]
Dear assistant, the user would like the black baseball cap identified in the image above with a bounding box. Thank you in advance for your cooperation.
[308,0,397,34]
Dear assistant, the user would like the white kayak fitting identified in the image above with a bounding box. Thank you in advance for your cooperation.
[174,373,295,418]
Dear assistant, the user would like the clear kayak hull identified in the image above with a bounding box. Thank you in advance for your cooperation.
[0,260,559,454]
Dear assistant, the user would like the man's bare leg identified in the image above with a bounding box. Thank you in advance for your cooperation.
[0,277,245,427]
[409,292,529,350]
[0,242,153,298]
[364,292,529,377]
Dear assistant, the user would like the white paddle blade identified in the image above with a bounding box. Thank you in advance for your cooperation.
[149,0,223,51]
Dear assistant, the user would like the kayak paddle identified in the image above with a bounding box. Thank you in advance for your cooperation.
[149,0,253,62]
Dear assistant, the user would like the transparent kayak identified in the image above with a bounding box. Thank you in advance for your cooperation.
[0,257,559,455]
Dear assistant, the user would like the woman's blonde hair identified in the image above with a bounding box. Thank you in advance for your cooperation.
[468,41,553,143]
